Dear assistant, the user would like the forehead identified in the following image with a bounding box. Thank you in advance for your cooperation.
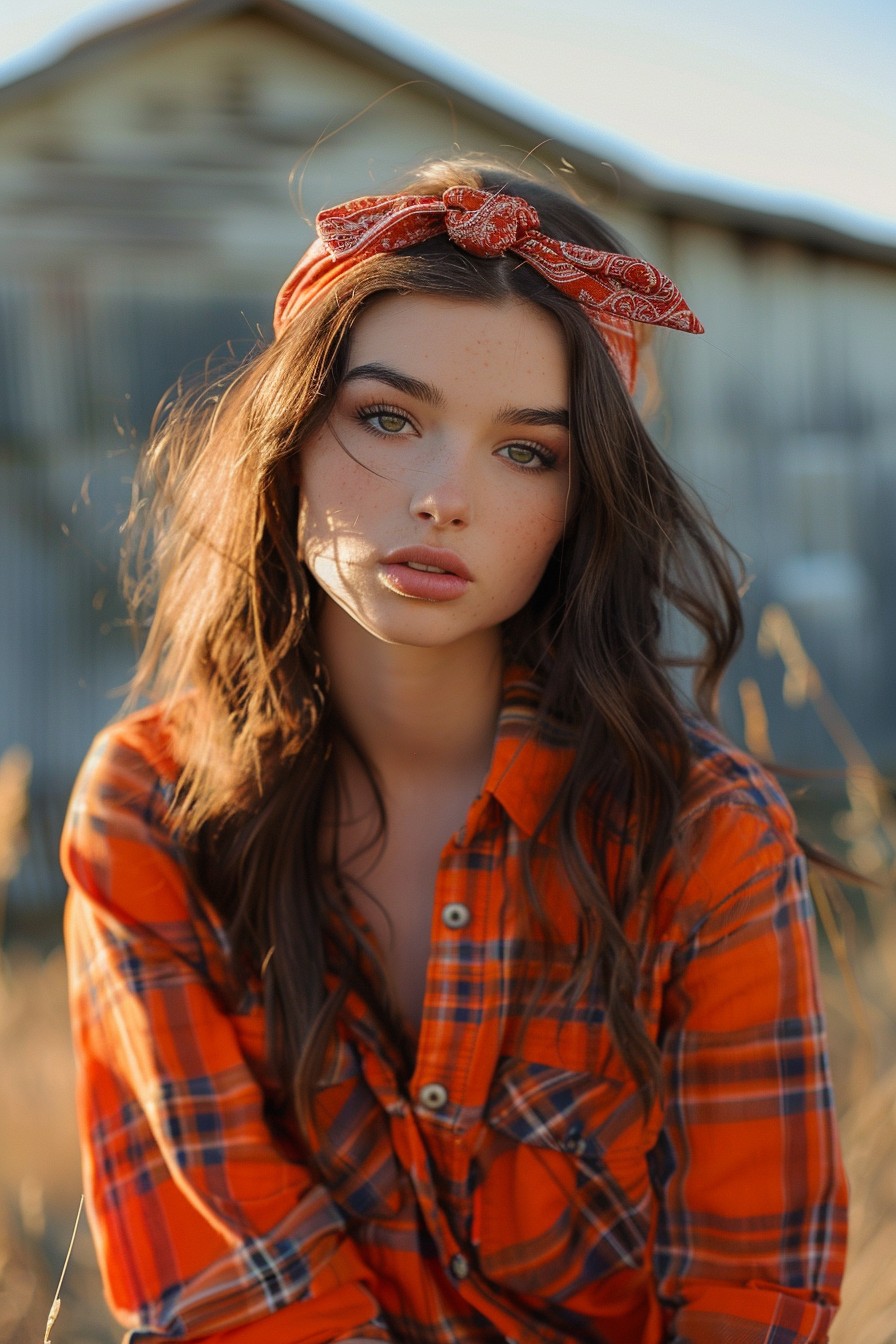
[344,293,569,403]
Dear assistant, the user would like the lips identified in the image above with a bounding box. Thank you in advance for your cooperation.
[382,546,472,580]
[380,546,472,601]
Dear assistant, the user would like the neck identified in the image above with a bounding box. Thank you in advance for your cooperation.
[318,599,503,786]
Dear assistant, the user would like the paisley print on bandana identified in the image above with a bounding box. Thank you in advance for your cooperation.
[273,187,704,394]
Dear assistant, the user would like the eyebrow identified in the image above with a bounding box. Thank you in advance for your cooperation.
[495,403,569,430]
[343,362,570,431]
[343,362,444,407]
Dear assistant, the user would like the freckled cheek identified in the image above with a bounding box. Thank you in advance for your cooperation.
[523,496,570,553]
[497,521,561,594]
[298,456,387,549]
[298,425,381,508]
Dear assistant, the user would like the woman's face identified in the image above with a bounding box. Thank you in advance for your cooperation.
[298,292,571,654]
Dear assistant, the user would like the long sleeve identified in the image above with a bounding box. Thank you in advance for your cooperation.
[62,719,390,1344]
[651,796,848,1342]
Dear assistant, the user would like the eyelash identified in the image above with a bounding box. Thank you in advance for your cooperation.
[497,442,559,473]
[353,402,559,473]
[355,403,415,436]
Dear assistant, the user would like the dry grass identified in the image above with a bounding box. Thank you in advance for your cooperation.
[819,955,896,1344]
[1,605,894,1342]
[0,949,116,1344]
[750,605,896,1344]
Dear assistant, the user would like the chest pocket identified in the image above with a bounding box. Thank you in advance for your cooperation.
[473,1056,655,1297]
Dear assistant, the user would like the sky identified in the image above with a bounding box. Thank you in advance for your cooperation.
[2,0,895,240]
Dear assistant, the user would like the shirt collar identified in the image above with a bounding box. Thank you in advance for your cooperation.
[479,665,576,837]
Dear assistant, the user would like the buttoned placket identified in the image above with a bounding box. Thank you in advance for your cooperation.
[411,789,498,1122]
[352,691,562,1335]
[399,790,580,1344]
[399,787,508,1304]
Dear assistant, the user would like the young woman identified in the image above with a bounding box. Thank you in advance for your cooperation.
[62,159,848,1344]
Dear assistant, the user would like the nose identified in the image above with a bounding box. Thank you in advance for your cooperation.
[409,464,470,529]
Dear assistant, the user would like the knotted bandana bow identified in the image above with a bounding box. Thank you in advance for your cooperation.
[274,187,704,394]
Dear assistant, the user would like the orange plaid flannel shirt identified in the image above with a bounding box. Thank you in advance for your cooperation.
[62,671,847,1343]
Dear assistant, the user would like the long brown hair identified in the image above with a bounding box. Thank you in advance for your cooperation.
[124,157,742,1127]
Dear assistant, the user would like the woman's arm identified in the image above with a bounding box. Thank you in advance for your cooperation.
[652,796,848,1343]
[63,721,392,1344]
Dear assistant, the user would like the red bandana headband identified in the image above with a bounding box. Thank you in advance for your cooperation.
[273,186,704,394]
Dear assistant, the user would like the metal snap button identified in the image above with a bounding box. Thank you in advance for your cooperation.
[441,901,471,930]
[418,1082,449,1111]
[449,1252,470,1280]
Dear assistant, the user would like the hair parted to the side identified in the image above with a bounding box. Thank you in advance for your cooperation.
[123,156,743,1134]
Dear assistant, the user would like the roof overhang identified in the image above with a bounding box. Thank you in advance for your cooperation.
[3,0,895,267]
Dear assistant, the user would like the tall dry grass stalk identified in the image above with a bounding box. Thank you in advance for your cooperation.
[0,749,115,1344]
[42,1197,83,1344]
[0,746,31,948]
[0,951,115,1344]
[0,951,116,1344]
[749,603,896,1343]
